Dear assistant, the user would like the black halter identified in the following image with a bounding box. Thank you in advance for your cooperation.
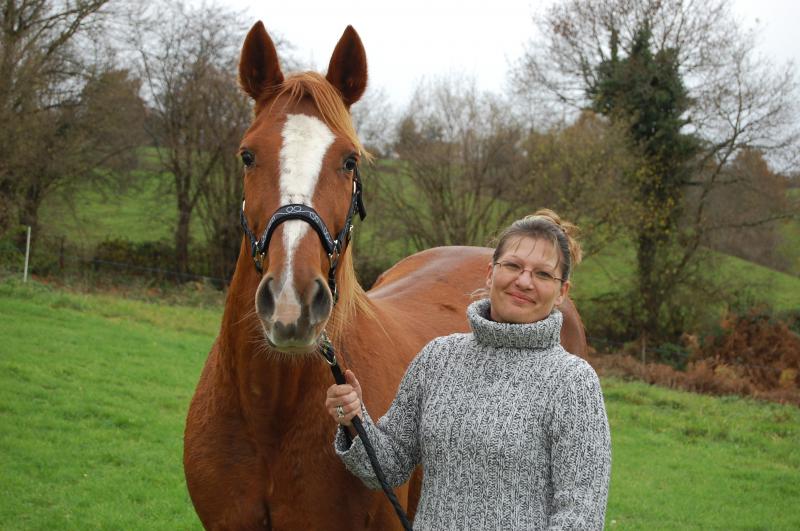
[240,165,366,301]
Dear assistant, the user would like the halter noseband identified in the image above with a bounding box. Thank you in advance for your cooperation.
[240,165,366,302]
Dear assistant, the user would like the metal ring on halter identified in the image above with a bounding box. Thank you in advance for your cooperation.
[336,405,345,419]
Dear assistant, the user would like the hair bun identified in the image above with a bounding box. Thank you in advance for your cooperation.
[529,209,582,267]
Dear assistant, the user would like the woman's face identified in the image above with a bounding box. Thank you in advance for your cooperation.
[485,236,570,324]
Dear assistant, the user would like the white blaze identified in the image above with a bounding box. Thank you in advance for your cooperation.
[273,114,335,318]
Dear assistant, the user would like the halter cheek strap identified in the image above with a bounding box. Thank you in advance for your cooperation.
[240,166,366,302]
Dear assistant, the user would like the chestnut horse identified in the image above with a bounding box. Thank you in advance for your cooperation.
[183,22,587,530]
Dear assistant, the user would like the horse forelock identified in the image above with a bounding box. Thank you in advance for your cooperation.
[266,72,371,162]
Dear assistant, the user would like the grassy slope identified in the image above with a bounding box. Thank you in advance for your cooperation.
[571,239,800,313]
[38,147,206,246]
[780,186,800,274]
[1,280,799,529]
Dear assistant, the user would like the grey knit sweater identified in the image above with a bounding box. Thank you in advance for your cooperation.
[335,299,611,530]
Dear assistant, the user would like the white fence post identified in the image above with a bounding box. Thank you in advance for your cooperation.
[23,226,31,283]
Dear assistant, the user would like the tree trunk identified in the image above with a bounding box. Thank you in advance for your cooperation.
[17,184,42,248]
[175,200,191,279]
[637,228,661,345]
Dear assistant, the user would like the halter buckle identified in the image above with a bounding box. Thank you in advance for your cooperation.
[328,244,340,268]
[318,333,337,366]
[254,252,265,272]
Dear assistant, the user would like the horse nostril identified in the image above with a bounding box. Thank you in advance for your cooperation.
[256,277,276,319]
[309,279,332,325]
[272,320,297,341]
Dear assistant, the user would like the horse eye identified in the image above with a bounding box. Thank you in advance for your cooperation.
[343,157,357,172]
[241,150,255,167]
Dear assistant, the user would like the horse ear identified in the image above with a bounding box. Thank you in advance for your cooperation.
[239,21,284,101]
[326,26,368,107]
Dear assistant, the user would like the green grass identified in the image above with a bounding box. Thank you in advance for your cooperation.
[603,378,800,529]
[717,252,800,311]
[0,279,219,529]
[1,279,799,529]
[779,217,800,276]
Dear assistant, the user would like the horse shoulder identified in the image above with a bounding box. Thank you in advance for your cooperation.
[185,340,272,529]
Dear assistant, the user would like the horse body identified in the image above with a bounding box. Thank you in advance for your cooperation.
[184,22,586,530]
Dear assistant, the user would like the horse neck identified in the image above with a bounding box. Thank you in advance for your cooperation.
[216,266,366,418]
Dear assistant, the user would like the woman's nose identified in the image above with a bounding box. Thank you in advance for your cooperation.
[514,270,535,289]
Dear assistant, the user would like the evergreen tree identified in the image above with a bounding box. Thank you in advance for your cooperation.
[588,24,700,344]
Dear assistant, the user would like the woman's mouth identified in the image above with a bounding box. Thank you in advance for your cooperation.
[507,291,534,304]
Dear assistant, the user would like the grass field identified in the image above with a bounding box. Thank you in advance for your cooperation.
[0,279,217,529]
[1,279,799,529]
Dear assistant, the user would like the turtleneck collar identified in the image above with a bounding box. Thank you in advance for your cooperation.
[467,299,563,351]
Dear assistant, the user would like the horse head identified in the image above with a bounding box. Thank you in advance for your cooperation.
[237,22,368,354]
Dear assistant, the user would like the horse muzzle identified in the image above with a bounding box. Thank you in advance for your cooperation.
[255,276,332,353]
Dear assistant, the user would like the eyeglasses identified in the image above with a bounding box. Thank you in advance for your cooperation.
[493,260,565,284]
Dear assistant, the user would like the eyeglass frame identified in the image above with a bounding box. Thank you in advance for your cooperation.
[492,260,566,284]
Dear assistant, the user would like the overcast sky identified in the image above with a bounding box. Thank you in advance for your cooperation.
[220,0,798,109]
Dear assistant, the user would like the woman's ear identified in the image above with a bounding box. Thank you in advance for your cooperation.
[485,262,494,289]
[555,280,570,307]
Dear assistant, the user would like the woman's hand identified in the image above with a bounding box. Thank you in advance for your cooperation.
[325,370,363,427]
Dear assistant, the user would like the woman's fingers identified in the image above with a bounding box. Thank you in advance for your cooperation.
[345,370,362,401]
[326,383,354,400]
[325,388,357,406]
[325,385,362,426]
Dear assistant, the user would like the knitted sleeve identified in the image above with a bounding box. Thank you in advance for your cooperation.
[334,340,432,490]
[547,361,612,530]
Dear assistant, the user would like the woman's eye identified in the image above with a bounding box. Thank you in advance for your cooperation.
[535,271,554,281]
[343,157,357,172]
[241,150,255,167]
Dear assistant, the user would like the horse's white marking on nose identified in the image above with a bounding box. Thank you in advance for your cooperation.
[273,276,302,324]
[277,113,335,312]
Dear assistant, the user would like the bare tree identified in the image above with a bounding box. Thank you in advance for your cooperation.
[374,77,531,252]
[0,0,126,239]
[194,66,251,282]
[521,111,638,258]
[697,149,795,271]
[351,85,395,157]
[130,0,250,277]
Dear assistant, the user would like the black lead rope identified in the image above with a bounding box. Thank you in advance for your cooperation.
[319,337,414,531]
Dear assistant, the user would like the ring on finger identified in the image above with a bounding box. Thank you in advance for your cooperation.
[336,405,345,419]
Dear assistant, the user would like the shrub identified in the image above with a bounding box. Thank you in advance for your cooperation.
[586,307,800,405]
[93,238,176,279]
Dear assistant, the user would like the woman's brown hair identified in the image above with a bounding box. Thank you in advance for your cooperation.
[492,209,582,281]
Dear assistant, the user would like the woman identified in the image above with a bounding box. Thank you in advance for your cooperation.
[325,210,611,529]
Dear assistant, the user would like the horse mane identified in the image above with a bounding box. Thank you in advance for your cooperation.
[326,244,376,342]
[268,71,376,342]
